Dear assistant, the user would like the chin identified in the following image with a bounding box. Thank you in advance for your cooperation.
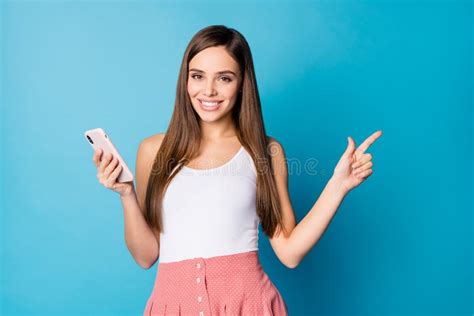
[196,109,227,122]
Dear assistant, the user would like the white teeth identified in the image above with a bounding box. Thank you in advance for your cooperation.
[201,100,219,106]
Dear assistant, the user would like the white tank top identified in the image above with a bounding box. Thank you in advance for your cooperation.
[158,146,260,263]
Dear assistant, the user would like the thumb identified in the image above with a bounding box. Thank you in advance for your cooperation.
[344,136,356,157]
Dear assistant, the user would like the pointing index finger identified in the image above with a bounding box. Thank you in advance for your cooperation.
[356,130,383,154]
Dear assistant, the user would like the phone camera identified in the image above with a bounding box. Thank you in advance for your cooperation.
[87,135,94,144]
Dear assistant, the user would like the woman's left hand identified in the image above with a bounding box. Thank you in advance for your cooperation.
[332,130,383,193]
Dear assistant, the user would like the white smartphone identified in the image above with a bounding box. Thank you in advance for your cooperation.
[84,128,134,183]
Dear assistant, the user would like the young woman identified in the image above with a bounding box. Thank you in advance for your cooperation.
[92,25,382,316]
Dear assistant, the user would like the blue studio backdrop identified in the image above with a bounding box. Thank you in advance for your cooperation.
[1,0,472,315]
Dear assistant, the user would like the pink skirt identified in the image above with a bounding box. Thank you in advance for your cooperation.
[143,250,288,315]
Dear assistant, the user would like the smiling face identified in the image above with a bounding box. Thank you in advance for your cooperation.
[187,46,242,124]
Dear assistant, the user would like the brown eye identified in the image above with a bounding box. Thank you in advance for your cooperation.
[191,74,202,80]
[220,76,232,82]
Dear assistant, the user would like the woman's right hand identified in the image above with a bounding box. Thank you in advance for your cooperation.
[93,148,134,198]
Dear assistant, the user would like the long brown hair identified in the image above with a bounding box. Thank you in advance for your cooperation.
[144,25,287,239]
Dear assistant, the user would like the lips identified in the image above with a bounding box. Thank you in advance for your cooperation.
[198,99,223,105]
[198,99,223,111]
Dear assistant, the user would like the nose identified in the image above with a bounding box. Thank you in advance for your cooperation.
[204,79,217,96]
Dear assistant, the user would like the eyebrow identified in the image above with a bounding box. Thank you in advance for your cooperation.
[189,68,237,76]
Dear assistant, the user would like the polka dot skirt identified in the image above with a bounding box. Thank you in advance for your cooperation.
[143,250,288,315]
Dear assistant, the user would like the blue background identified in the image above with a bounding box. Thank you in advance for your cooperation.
[1,0,472,315]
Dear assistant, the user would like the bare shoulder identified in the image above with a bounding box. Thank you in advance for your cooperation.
[140,132,166,152]
[266,135,281,147]
[266,135,287,175]
[135,132,166,211]
[266,135,285,157]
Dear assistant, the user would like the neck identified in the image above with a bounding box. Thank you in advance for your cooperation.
[199,117,238,142]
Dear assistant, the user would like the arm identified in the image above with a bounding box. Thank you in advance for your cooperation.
[121,134,164,269]
[283,177,348,268]
[268,132,381,268]
[267,137,348,269]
